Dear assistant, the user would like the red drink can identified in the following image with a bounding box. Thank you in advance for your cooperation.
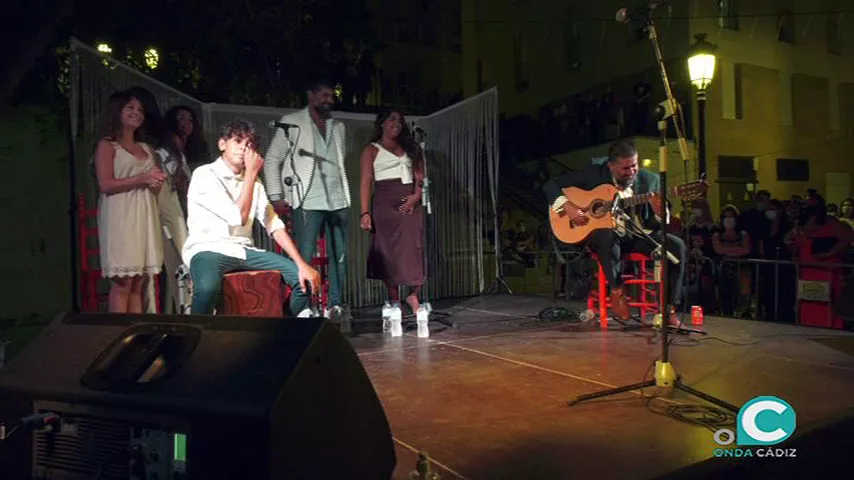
[691,305,704,326]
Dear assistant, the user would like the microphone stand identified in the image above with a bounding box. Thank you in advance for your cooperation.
[568,13,738,414]
[285,128,308,229]
[615,211,700,336]
[274,125,320,314]
[418,132,456,329]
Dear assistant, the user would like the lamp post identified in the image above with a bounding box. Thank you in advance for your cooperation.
[687,33,717,177]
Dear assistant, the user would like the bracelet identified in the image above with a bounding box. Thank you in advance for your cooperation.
[360,212,370,218]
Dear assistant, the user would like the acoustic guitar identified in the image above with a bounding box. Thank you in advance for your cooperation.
[549,180,707,245]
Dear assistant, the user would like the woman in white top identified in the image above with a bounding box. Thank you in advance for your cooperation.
[359,109,425,314]
[94,90,166,313]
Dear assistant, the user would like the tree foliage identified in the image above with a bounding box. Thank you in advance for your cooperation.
[6,0,378,109]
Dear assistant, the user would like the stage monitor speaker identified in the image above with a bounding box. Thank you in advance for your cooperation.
[0,312,396,480]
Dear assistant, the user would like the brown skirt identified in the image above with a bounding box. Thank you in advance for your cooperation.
[367,180,424,285]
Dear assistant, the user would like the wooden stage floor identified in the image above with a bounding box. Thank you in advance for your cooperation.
[348,294,854,480]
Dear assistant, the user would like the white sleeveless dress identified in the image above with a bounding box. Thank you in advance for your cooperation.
[97,142,163,278]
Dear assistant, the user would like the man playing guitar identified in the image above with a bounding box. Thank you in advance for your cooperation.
[543,138,687,325]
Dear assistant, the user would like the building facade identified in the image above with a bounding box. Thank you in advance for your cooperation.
[368,0,463,114]
[463,0,854,211]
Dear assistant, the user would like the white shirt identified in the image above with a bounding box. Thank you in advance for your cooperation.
[372,143,414,184]
[182,157,285,266]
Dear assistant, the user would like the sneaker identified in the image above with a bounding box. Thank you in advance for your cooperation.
[297,308,313,318]
[328,306,343,323]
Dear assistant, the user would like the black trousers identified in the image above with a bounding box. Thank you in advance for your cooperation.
[586,228,687,306]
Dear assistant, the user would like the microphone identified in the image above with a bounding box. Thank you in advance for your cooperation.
[268,120,299,130]
[412,125,427,143]
[653,245,681,265]
[615,1,666,24]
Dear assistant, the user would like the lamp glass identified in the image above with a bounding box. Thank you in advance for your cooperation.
[688,53,715,90]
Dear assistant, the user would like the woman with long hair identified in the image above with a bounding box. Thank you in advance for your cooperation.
[129,87,191,314]
[94,90,166,313]
[359,109,425,315]
[165,105,208,174]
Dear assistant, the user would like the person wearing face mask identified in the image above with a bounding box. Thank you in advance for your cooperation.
[839,198,854,229]
[758,200,796,322]
[738,190,771,252]
[684,198,717,312]
[786,196,804,222]
[713,206,752,316]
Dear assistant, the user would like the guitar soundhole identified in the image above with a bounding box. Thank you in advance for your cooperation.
[589,200,609,219]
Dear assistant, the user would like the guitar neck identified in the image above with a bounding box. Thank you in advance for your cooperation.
[622,186,679,208]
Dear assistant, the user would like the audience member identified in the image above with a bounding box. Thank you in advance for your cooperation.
[713,205,751,316]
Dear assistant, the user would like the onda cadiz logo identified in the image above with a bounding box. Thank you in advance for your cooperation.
[713,396,797,458]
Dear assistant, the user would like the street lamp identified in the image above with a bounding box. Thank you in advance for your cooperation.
[687,33,717,176]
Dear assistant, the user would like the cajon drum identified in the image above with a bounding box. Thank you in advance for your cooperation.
[221,270,289,317]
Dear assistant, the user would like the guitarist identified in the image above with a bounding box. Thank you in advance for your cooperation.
[543,139,687,325]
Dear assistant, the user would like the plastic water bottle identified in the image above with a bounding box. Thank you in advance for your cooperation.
[390,302,403,337]
[338,307,351,334]
[416,306,429,338]
[381,301,392,333]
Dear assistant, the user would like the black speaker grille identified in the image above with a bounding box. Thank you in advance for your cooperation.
[34,413,129,479]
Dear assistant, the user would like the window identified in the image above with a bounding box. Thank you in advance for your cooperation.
[718,0,739,31]
[827,15,841,54]
[777,10,795,44]
[776,159,810,182]
[718,156,756,181]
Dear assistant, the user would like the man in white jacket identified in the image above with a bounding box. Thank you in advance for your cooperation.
[264,79,351,319]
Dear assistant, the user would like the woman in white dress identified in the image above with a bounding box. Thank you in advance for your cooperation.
[94,90,166,313]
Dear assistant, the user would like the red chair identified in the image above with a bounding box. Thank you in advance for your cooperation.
[586,252,661,328]
[78,195,105,312]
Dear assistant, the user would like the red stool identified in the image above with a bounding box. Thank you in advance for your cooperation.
[312,232,329,312]
[586,252,661,328]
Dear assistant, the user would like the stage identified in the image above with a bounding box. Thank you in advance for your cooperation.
[348,294,854,480]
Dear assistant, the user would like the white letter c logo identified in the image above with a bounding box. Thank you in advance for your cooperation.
[741,400,789,443]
